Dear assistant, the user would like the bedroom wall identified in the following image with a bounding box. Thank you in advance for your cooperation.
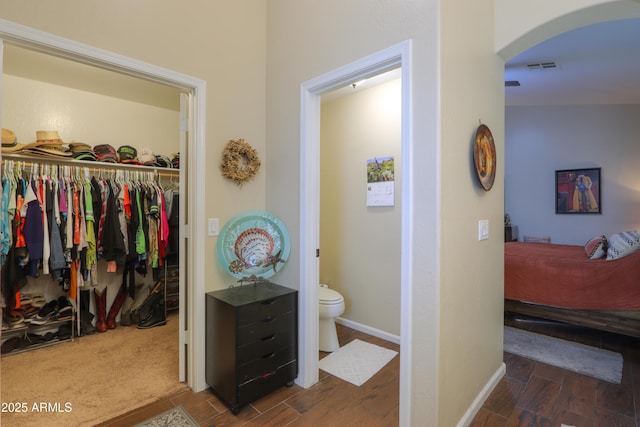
[505,105,640,245]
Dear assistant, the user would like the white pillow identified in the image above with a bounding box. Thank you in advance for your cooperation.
[606,230,640,260]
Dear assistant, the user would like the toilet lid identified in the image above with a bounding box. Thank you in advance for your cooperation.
[319,287,343,304]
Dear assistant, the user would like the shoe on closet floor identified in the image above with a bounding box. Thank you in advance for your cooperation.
[30,295,47,308]
[137,293,166,329]
[22,305,39,321]
[129,286,150,324]
[4,309,25,327]
[30,300,58,325]
[1,337,19,354]
[58,324,72,340]
[27,331,56,344]
[53,296,74,321]
[79,289,95,335]
[119,295,134,326]
[137,311,167,328]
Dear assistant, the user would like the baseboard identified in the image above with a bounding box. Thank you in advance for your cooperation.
[456,362,506,427]
[334,317,401,345]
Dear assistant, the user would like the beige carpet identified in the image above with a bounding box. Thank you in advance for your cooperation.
[1,313,186,427]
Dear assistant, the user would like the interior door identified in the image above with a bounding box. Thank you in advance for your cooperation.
[178,91,189,382]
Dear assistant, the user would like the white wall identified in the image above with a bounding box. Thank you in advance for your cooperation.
[266,2,442,424]
[495,0,640,60]
[266,0,504,425]
[2,74,179,157]
[320,78,401,337]
[506,105,640,245]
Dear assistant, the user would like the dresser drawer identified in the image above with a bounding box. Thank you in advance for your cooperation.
[237,360,297,406]
[237,346,296,384]
[206,283,298,414]
[237,310,295,346]
[236,293,296,327]
[237,331,296,366]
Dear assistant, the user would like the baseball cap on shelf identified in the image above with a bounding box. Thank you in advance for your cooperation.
[69,142,96,161]
[94,144,119,163]
[117,145,139,164]
[155,154,174,168]
[73,151,97,161]
[138,147,159,166]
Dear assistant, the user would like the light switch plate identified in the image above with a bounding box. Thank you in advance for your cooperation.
[478,219,489,241]
[208,218,219,236]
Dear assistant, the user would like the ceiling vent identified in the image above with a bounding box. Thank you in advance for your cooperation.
[505,80,521,87]
[527,61,558,71]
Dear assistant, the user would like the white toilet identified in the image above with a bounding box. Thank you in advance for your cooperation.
[318,284,345,352]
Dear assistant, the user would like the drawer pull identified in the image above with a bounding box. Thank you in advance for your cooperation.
[262,352,276,360]
[263,315,278,323]
[262,370,275,379]
[261,334,277,342]
[261,299,277,306]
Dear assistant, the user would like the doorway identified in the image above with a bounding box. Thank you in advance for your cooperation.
[299,40,412,425]
[0,19,208,393]
[319,69,402,343]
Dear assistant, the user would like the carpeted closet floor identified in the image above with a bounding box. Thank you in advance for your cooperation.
[1,311,185,427]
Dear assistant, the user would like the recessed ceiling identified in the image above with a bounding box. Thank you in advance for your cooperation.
[2,44,182,111]
[505,18,640,106]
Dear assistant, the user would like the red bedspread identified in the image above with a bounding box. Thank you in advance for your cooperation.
[505,242,640,310]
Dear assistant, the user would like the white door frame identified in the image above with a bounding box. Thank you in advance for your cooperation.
[299,39,413,425]
[0,19,208,392]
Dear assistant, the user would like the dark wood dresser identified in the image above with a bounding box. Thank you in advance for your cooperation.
[205,282,298,414]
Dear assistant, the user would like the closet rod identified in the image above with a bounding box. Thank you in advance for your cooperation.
[1,153,179,178]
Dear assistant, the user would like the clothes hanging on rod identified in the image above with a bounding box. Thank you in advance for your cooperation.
[0,153,179,180]
[0,159,176,310]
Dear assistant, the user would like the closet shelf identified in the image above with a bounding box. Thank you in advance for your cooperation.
[1,153,180,178]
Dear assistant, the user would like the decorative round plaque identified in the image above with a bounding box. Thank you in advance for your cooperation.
[473,124,496,191]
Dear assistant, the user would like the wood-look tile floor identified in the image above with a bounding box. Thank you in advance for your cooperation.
[472,314,640,427]
[102,315,640,427]
[100,323,400,427]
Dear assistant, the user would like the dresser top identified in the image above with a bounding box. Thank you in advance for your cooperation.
[207,282,297,307]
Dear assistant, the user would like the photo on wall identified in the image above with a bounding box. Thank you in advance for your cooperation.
[367,156,395,207]
[555,167,601,214]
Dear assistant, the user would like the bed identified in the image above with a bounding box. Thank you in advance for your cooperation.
[504,241,640,338]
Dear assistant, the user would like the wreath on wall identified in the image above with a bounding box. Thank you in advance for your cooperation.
[220,139,261,187]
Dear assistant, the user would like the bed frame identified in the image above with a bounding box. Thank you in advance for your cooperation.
[505,299,640,339]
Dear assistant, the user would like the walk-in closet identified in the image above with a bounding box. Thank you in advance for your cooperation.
[0,40,188,425]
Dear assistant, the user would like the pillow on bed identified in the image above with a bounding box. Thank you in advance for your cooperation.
[584,235,607,259]
[606,230,640,261]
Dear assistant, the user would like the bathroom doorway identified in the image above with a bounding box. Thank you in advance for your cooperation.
[298,40,412,424]
[319,69,402,345]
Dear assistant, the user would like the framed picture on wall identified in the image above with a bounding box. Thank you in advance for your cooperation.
[555,167,601,214]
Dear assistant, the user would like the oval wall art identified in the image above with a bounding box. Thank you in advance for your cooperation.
[473,124,496,191]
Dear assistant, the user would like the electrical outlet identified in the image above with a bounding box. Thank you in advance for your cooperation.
[478,219,489,241]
